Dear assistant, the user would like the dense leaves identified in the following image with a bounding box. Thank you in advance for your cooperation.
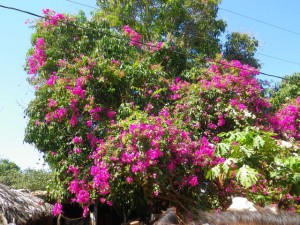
[96,0,226,58]
[0,158,51,191]
[271,72,300,109]
[223,32,260,69]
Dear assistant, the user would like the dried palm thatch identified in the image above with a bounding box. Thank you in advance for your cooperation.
[0,184,53,225]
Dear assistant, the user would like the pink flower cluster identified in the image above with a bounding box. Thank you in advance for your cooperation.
[123,25,164,52]
[68,179,91,205]
[271,97,300,140]
[146,42,164,52]
[123,25,142,47]
[168,59,271,138]
[90,161,110,195]
[45,107,67,123]
[52,202,63,216]
[47,74,59,86]
[28,38,46,74]
[88,111,224,201]
[42,9,65,27]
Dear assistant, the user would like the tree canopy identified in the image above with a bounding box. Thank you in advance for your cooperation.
[96,0,226,58]
[271,72,300,109]
[223,32,260,68]
[23,3,300,221]
[0,158,51,191]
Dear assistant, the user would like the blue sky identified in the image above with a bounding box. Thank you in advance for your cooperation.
[0,0,299,169]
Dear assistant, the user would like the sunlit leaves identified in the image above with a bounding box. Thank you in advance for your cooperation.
[236,165,258,188]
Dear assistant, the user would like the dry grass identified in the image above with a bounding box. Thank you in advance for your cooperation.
[0,184,53,225]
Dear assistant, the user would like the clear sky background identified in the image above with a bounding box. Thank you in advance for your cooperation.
[0,0,300,169]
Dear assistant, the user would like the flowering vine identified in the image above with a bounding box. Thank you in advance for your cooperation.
[25,9,300,218]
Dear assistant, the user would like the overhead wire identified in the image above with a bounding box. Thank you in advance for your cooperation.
[0,3,287,80]
[257,52,300,66]
[219,7,300,37]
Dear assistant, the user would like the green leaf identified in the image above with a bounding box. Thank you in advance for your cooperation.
[240,146,255,157]
[253,135,265,148]
[236,165,258,188]
[283,157,300,171]
[216,143,231,156]
[206,165,221,180]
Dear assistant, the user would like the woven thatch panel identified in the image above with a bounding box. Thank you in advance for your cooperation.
[0,184,53,225]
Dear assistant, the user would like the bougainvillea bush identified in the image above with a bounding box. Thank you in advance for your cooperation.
[24,10,300,218]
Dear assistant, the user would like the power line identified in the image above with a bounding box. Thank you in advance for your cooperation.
[66,0,98,10]
[0,4,286,80]
[65,0,300,69]
[257,52,300,66]
[219,7,300,36]
[0,4,47,19]
[0,4,167,51]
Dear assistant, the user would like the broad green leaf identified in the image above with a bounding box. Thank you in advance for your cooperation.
[240,146,255,157]
[283,157,300,171]
[253,135,265,148]
[216,143,231,156]
[206,165,221,180]
[236,165,258,188]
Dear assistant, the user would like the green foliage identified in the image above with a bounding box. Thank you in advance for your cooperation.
[11,169,52,191]
[96,0,226,58]
[270,72,300,109]
[0,158,51,191]
[0,159,20,186]
[208,127,300,207]
[223,32,260,68]
[0,158,20,173]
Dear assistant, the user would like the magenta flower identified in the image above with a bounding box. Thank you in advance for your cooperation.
[238,103,247,110]
[47,74,59,86]
[126,176,133,184]
[69,179,80,193]
[208,123,217,129]
[48,98,57,107]
[53,108,67,120]
[83,206,89,217]
[45,113,52,123]
[42,9,65,27]
[107,110,116,120]
[189,176,199,187]
[217,115,225,127]
[28,38,46,74]
[86,120,92,127]
[76,189,90,204]
[123,25,142,47]
[52,202,63,216]
[72,136,83,144]
[72,85,86,99]
[107,201,113,206]
[271,101,300,139]
[146,148,163,160]
[67,166,80,176]
[74,148,82,154]
[70,115,78,127]
[89,106,102,120]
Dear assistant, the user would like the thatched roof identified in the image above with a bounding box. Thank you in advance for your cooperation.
[0,184,53,225]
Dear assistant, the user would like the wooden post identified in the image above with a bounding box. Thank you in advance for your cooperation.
[90,212,96,225]
[93,200,99,225]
